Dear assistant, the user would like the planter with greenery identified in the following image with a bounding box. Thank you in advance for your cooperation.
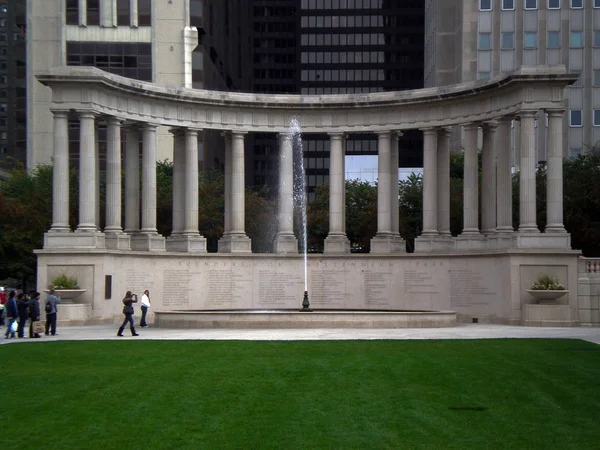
[526,274,569,305]
[45,273,87,302]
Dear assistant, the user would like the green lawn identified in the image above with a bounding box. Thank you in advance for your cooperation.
[2,339,599,449]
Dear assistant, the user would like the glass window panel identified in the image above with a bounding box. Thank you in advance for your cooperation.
[548,31,560,49]
[525,0,537,9]
[571,31,583,48]
[502,32,514,49]
[548,0,560,7]
[503,0,515,9]
[570,109,582,126]
[571,0,582,7]
[594,110,600,126]
[524,32,537,48]
[479,33,491,50]
[480,0,492,10]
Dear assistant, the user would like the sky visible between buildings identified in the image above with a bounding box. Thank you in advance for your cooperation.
[345,155,422,184]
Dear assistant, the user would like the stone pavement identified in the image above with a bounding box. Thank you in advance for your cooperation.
[2,323,600,345]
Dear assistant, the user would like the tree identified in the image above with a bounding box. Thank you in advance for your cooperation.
[398,173,422,252]
[345,180,377,251]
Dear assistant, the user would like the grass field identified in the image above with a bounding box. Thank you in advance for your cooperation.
[1,339,599,449]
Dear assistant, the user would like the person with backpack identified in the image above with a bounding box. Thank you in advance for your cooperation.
[28,292,42,338]
[4,290,17,339]
[44,286,61,336]
[118,291,139,337]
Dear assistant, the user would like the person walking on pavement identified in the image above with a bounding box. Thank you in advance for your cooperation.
[118,291,139,337]
[140,289,151,327]
[16,292,29,338]
[28,292,42,338]
[44,286,61,336]
[4,290,17,339]
[0,287,6,326]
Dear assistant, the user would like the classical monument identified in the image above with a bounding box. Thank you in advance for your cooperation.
[35,65,582,328]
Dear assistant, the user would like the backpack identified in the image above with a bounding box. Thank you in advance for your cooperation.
[45,301,52,313]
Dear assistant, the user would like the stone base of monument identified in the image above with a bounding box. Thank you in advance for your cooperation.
[218,234,252,253]
[44,230,106,249]
[105,232,131,250]
[52,303,93,326]
[512,232,571,249]
[522,304,577,327]
[275,233,299,253]
[130,233,166,251]
[414,235,454,252]
[166,235,207,253]
[453,234,487,251]
[154,309,457,329]
[370,234,405,254]
[324,234,350,253]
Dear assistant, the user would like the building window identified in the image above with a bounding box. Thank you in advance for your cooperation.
[548,0,560,7]
[571,31,583,48]
[502,0,515,9]
[502,32,514,49]
[66,0,79,25]
[525,0,538,9]
[594,70,600,86]
[87,0,100,26]
[594,110,600,126]
[138,0,151,26]
[594,31,600,47]
[117,0,131,26]
[478,72,491,80]
[0,103,6,112]
[0,5,6,14]
[571,0,583,7]
[570,109,583,127]
[595,0,600,7]
[480,0,492,10]
[548,31,560,48]
[569,147,582,157]
[479,33,491,50]
[524,32,537,48]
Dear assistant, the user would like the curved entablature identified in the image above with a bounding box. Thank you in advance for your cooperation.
[37,66,577,134]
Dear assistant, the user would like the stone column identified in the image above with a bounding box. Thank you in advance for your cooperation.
[183,128,200,235]
[77,112,97,232]
[275,132,298,253]
[371,131,404,253]
[324,132,350,253]
[518,111,539,233]
[140,123,158,234]
[462,123,480,234]
[513,119,521,171]
[223,132,232,236]
[421,128,438,236]
[437,128,451,236]
[49,111,70,232]
[104,118,122,232]
[170,129,185,235]
[95,126,100,229]
[79,0,87,26]
[130,0,138,27]
[481,121,498,235]
[546,110,567,233]
[390,132,401,237]
[495,117,514,233]
[218,131,251,252]
[124,125,140,233]
[100,0,114,27]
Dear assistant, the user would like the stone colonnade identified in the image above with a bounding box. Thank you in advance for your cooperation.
[48,107,568,254]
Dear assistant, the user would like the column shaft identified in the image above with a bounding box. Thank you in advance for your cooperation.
[422,128,438,236]
[141,124,158,234]
[519,111,538,232]
[328,133,345,235]
[171,129,185,235]
[462,124,479,234]
[230,132,247,234]
[183,129,199,235]
[50,111,70,231]
[437,128,451,235]
[223,132,233,235]
[546,110,566,232]
[496,118,514,232]
[130,0,138,27]
[77,112,97,231]
[277,133,294,235]
[124,126,140,233]
[95,125,101,228]
[376,132,392,235]
[481,122,498,234]
[390,132,400,236]
[105,118,122,232]
[79,0,87,26]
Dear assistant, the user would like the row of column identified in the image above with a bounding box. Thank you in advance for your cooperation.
[419,109,566,243]
[74,0,141,28]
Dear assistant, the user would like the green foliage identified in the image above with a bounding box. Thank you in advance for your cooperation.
[530,274,565,291]
[345,179,377,251]
[2,339,600,448]
[398,173,422,252]
[307,183,329,252]
[51,273,79,289]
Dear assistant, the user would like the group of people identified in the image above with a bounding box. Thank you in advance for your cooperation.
[118,289,151,337]
[1,285,152,339]
[1,286,61,339]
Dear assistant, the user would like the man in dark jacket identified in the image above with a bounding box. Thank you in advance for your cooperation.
[44,286,61,336]
[28,292,41,338]
[4,290,17,339]
[16,293,29,338]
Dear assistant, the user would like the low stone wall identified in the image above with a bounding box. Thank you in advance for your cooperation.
[578,258,600,327]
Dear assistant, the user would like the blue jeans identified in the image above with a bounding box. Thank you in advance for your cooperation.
[140,306,148,327]
[4,317,16,338]
[119,314,134,331]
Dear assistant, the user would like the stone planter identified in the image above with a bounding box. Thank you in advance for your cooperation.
[44,289,87,303]
[526,290,569,305]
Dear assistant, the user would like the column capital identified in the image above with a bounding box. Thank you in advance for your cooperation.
[438,127,453,137]
[142,123,159,131]
[123,121,141,130]
[546,108,565,118]
[50,109,69,118]
[77,110,97,120]
[482,120,499,131]
[328,132,346,140]
[463,122,480,131]
[376,130,393,138]
[185,128,200,137]
[106,116,122,126]
[231,130,248,138]
[421,127,438,135]
[518,109,538,119]
[169,127,185,136]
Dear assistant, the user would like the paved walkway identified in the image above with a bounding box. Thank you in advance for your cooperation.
[2,324,600,345]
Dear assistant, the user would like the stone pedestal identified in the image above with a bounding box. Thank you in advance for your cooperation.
[44,231,106,249]
[166,235,207,253]
[275,233,298,253]
[415,235,454,252]
[105,232,131,250]
[130,233,166,251]
[370,234,405,254]
[512,232,571,249]
[218,234,252,253]
[324,234,350,253]
[453,234,487,251]
[522,304,577,327]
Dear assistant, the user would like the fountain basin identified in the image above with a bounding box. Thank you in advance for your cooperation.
[154,309,457,329]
